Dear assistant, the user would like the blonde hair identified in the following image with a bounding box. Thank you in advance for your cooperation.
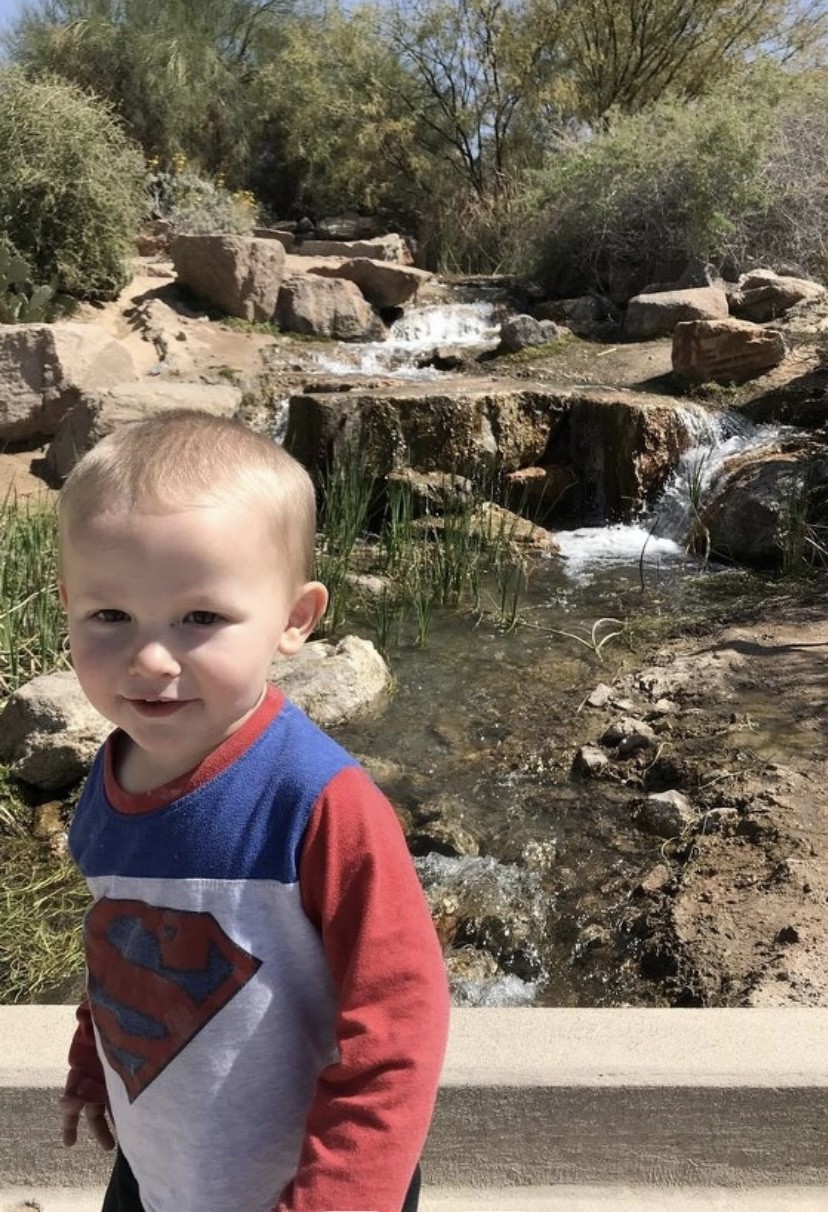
[59,410,318,583]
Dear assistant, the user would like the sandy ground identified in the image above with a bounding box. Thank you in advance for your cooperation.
[3,262,827,1006]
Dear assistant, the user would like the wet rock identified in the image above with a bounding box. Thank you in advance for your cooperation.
[573,744,611,777]
[504,464,578,519]
[386,467,473,511]
[601,717,657,748]
[269,635,391,727]
[470,501,559,553]
[638,790,697,838]
[409,793,480,858]
[445,948,539,1006]
[575,923,613,955]
[415,852,551,980]
[701,446,828,568]
[415,345,465,371]
[0,670,110,789]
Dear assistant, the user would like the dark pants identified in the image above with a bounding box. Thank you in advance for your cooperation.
[103,1146,422,1212]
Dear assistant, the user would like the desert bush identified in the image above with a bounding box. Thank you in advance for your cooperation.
[149,155,259,235]
[0,68,146,298]
[526,67,828,300]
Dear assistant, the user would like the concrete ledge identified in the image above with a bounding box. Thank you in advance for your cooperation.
[3,1007,828,1188]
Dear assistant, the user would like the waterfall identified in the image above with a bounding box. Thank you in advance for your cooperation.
[309,301,500,378]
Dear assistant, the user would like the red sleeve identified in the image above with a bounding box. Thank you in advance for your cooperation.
[276,765,450,1212]
[63,997,108,1105]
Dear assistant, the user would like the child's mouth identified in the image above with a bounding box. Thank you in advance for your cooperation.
[128,699,190,718]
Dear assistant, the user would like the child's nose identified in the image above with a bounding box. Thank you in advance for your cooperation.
[129,639,181,678]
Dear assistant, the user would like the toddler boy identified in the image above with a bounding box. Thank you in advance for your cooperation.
[57,410,450,1212]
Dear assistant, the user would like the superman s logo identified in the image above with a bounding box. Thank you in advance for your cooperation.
[85,898,261,1102]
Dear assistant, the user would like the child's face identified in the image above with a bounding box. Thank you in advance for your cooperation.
[60,496,324,781]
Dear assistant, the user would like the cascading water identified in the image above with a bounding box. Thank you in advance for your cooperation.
[308,300,500,378]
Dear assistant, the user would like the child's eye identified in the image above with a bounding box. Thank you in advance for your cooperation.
[92,609,129,623]
[184,610,222,626]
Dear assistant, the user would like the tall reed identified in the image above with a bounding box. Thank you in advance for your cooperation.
[0,494,66,698]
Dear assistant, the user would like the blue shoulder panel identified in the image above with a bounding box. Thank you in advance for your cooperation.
[69,702,360,884]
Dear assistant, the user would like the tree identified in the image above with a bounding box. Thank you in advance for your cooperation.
[562,0,828,122]
[382,0,568,198]
[6,0,291,179]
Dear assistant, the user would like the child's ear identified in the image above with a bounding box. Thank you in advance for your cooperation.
[277,582,329,656]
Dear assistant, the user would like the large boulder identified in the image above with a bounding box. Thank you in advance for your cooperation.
[701,446,828,567]
[672,318,787,385]
[535,293,619,338]
[730,269,825,323]
[293,234,412,264]
[275,274,383,340]
[624,286,729,340]
[0,323,137,443]
[308,258,431,309]
[269,635,391,727]
[0,670,110,789]
[44,380,242,482]
[171,234,286,321]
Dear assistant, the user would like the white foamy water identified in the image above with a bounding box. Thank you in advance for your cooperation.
[555,410,786,580]
[310,301,500,378]
[556,524,684,580]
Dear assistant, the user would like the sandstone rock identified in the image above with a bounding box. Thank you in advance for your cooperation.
[387,467,474,510]
[471,501,559,553]
[0,323,137,443]
[504,464,579,519]
[171,234,286,321]
[269,635,391,728]
[731,269,825,323]
[500,314,548,353]
[44,380,242,482]
[701,447,828,568]
[309,258,432,309]
[0,670,110,789]
[638,789,696,838]
[275,274,382,341]
[415,345,465,371]
[286,381,697,522]
[672,318,787,385]
[253,227,296,253]
[316,214,387,241]
[624,286,729,340]
[293,234,412,264]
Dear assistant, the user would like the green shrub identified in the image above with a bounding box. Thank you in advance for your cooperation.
[149,155,259,235]
[0,68,146,298]
[526,67,828,300]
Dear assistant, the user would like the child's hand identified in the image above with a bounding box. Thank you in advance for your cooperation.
[59,1093,116,1151]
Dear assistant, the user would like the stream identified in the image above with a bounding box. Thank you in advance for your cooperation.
[281,298,784,1007]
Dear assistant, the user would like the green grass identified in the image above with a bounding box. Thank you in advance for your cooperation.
[0,493,68,699]
[0,840,87,1003]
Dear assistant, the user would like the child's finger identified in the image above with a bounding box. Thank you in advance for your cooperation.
[58,1094,82,1147]
[85,1102,116,1151]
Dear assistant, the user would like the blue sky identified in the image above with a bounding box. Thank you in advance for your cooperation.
[0,0,25,30]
